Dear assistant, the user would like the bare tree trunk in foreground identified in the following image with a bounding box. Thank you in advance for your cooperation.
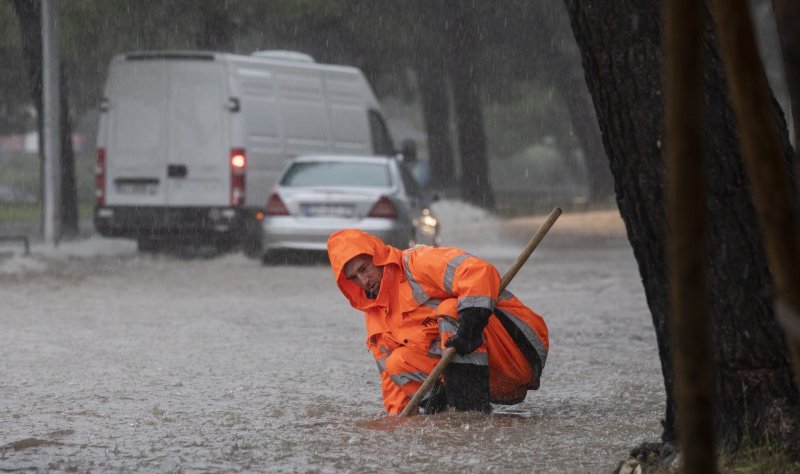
[564,0,800,459]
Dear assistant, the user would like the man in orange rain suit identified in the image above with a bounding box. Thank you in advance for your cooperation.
[327,228,549,415]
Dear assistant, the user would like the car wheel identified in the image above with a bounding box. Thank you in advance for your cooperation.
[215,238,234,254]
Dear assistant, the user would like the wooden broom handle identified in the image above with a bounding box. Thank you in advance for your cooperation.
[400,207,562,416]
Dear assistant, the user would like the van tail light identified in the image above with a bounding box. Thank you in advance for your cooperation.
[266,192,290,216]
[95,148,106,206]
[230,148,246,207]
[367,196,398,218]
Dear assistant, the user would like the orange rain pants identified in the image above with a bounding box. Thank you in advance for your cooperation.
[376,297,546,414]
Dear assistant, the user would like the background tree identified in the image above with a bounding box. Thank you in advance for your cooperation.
[445,0,495,209]
[2,1,618,225]
[0,3,30,133]
[772,0,800,157]
[9,0,79,236]
[410,0,456,191]
[564,0,800,452]
[538,1,614,202]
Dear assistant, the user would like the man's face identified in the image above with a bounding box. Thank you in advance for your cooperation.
[343,254,384,295]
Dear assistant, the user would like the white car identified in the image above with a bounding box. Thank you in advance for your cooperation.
[260,154,440,263]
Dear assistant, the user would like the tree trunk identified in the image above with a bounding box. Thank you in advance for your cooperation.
[444,0,495,209]
[541,1,615,203]
[11,0,78,237]
[59,67,78,236]
[772,0,800,157]
[564,0,800,452]
[194,5,234,51]
[10,0,43,197]
[414,1,456,191]
[711,0,800,396]
[665,0,717,469]
[556,58,615,203]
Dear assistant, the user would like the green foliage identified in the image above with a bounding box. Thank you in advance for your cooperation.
[490,143,584,191]
[0,1,31,133]
[3,0,589,206]
[0,151,95,210]
[0,153,39,200]
[483,81,577,159]
[0,202,38,221]
[0,202,94,222]
[719,438,800,473]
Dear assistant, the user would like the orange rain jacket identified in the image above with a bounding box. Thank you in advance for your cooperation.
[328,229,549,414]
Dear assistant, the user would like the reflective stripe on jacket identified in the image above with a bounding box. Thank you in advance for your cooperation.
[328,229,549,413]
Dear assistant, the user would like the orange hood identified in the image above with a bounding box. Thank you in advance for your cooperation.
[327,229,403,311]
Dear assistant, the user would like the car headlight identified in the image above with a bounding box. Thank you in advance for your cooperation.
[422,214,437,228]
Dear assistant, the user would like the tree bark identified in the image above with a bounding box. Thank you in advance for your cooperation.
[59,67,78,236]
[10,0,78,236]
[540,1,615,203]
[665,0,716,470]
[194,5,234,51]
[564,0,800,451]
[556,57,615,203]
[772,0,800,159]
[414,1,456,191]
[710,0,800,392]
[444,0,495,209]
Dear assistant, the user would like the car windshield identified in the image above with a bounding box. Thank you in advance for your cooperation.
[281,161,392,188]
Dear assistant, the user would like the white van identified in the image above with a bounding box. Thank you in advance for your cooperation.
[93,50,405,253]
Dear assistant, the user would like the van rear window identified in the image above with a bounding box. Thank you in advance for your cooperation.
[281,162,391,188]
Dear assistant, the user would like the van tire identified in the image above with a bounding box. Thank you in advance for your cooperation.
[137,238,160,253]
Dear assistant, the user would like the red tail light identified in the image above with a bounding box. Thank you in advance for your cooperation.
[95,148,106,206]
[367,196,398,218]
[266,192,290,216]
[230,148,246,206]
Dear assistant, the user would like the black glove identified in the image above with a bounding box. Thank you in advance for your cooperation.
[444,307,491,355]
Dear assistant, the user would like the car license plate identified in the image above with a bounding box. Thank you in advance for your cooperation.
[302,203,355,218]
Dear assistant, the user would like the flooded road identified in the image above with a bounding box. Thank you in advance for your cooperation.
[0,204,664,472]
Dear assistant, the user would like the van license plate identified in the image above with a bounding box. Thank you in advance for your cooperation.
[302,204,354,218]
[116,183,155,195]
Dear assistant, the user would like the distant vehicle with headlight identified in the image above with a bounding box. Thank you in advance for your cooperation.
[260,154,440,263]
[92,50,402,253]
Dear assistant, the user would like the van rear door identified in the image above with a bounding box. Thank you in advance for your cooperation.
[104,60,169,206]
[166,60,228,206]
[104,57,228,207]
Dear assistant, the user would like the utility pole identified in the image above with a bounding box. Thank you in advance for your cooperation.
[41,0,60,245]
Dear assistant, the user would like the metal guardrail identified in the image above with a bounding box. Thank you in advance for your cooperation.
[0,235,30,255]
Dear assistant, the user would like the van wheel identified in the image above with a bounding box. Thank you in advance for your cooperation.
[137,238,160,253]
[214,239,234,254]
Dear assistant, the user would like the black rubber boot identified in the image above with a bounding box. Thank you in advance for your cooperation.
[423,380,449,414]
[443,362,491,413]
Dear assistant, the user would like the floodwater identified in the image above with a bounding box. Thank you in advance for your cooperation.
[0,202,664,472]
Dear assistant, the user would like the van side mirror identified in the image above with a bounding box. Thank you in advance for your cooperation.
[400,139,417,162]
